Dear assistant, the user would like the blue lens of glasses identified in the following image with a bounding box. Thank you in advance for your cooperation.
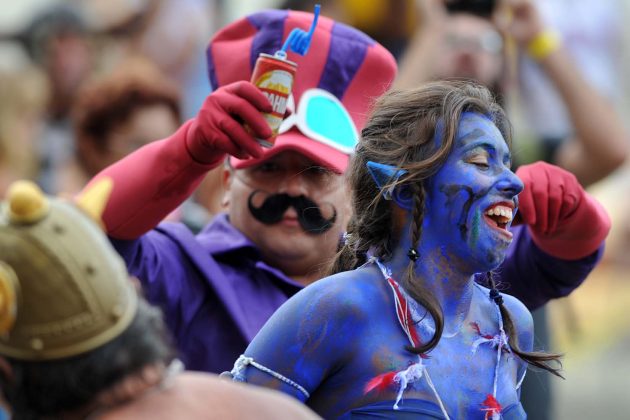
[305,96,357,150]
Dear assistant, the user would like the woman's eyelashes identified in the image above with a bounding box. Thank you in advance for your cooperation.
[465,151,512,172]
[471,161,490,170]
[466,153,490,170]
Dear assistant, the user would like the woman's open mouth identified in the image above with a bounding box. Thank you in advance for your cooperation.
[483,202,515,240]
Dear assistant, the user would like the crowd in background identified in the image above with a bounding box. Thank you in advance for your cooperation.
[0,0,629,418]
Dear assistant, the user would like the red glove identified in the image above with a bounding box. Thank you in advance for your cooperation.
[186,81,272,164]
[514,161,611,260]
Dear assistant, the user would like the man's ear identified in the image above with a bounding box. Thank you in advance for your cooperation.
[222,165,232,188]
[222,165,233,207]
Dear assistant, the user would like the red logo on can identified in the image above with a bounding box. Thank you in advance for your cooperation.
[250,53,297,147]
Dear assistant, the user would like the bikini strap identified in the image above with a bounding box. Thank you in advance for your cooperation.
[230,355,310,400]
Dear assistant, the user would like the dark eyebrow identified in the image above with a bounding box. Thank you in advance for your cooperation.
[463,141,512,165]
[457,128,486,145]
[458,126,512,165]
[462,141,496,154]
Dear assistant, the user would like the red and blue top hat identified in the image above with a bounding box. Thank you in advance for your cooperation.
[206,9,397,173]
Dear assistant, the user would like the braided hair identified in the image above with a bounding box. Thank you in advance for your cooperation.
[486,271,563,377]
[328,80,562,374]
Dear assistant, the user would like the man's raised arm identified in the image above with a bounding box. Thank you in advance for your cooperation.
[82,81,272,239]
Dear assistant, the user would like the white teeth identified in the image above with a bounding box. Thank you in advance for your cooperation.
[486,205,513,219]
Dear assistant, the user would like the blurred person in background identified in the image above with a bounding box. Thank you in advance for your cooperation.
[20,3,95,193]
[517,0,630,271]
[396,0,628,186]
[518,0,625,175]
[0,180,319,419]
[0,57,48,195]
[507,2,628,415]
[61,57,182,194]
[394,0,628,418]
[78,0,226,224]
[79,0,220,119]
[66,56,220,228]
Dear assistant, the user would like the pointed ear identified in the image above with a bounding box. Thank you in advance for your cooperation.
[366,161,407,201]
[75,177,114,228]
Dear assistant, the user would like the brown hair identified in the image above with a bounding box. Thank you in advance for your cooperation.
[73,57,181,154]
[1,299,176,418]
[330,80,562,377]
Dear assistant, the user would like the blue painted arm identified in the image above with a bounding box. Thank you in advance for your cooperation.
[501,292,534,392]
[237,272,368,402]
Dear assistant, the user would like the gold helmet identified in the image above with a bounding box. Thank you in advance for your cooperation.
[0,179,137,360]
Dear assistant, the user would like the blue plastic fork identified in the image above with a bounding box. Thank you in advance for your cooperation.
[279,4,321,56]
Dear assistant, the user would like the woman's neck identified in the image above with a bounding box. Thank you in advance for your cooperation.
[387,230,475,329]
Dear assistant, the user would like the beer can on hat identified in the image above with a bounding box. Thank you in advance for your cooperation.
[250,52,297,147]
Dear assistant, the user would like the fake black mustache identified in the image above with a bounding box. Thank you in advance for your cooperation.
[248,191,337,234]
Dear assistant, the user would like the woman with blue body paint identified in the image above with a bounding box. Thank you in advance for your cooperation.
[229,80,561,419]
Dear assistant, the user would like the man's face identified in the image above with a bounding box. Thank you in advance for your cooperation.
[107,104,180,163]
[84,103,180,176]
[433,14,503,87]
[224,151,349,280]
[47,33,92,95]
[422,113,523,274]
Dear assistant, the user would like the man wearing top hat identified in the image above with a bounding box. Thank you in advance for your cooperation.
[83,9,609,374]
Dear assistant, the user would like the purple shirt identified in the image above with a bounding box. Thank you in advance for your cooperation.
[112,214,602,374]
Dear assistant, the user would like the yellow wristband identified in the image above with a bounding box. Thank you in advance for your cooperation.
[527,30,562,61]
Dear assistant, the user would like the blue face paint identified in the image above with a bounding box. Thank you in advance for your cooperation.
[366,161,407,201]
[422,112,523,273]
[237,113,532,420]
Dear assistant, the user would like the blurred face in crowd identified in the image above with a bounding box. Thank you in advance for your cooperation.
[223,151,349,284]
[44,32,93,118]
[81,103,180,176]
[433,13,504,87]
